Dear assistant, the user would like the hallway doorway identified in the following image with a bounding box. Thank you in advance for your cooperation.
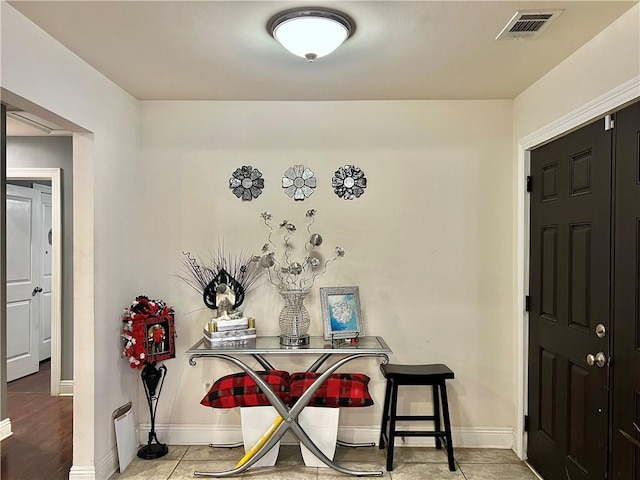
[6,168,64,395]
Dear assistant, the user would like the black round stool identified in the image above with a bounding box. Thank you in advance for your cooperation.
[378,363,455,471]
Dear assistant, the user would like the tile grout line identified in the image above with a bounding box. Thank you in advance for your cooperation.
[457,460,469,480]
[167,445,188,479]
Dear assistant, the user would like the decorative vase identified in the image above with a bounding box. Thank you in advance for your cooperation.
[278,288,310,346]
[137,362,169,459]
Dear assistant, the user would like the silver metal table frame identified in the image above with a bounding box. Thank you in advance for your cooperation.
[187,336,391,477]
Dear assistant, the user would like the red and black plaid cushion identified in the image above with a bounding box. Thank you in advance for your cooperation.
[200,370,291,409]
[289,372,374,407]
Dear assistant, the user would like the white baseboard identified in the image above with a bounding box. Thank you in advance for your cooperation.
[364,425,514,449]
[95,446,119,480]
[68,465,96,480]
[0,418,13,441]
[139,423,514,449]
[513,430,523,459]
[59,380,74,396]
[138,423,241,446]
[451,427,514,448]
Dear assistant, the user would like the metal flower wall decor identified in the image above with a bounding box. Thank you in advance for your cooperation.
[258,210,344,291]
[282,165,316,201]
[332,165,367,200]
[229,166,264,201]
[228,164,368,201]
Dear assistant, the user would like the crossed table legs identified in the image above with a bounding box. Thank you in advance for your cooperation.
[188,351,389,477]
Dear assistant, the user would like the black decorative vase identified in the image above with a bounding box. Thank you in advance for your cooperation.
[137,362,169,459]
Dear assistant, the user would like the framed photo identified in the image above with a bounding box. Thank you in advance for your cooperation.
[320,286,364,340]
[145,317,176,364]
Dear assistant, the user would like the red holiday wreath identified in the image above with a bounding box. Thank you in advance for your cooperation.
[121,296,176,369]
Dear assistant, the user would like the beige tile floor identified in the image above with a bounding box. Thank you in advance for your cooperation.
[110,445,540,480]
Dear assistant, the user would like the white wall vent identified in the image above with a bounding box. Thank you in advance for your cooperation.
[496,10,562,40]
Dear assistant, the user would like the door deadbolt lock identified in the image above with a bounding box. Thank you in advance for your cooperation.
[586,352,607,368]
[32,286,43,296]
[595,323,607,338]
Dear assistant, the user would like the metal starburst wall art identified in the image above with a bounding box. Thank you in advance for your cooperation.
[258,209,345,292]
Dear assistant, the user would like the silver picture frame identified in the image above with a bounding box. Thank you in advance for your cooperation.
[320,286,363,340]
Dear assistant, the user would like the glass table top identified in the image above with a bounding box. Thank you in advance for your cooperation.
[186,335,391,355]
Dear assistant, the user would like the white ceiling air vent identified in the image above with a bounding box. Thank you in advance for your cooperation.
[495,10,562,40]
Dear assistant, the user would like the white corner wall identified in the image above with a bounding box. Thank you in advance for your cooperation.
[139,100,515,447]
[1,2,141,478]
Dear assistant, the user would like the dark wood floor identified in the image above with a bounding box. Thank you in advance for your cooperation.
[1,361,73,480]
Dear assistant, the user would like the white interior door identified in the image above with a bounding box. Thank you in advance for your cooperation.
[6,184,41,382]
[36,186,52,361]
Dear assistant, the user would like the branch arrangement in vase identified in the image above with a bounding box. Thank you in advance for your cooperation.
[177,246,262,310]
[258,209,345,292]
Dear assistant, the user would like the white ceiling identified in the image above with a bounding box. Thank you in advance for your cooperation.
[7,1,638,101]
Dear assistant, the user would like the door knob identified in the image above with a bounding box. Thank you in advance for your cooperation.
[586,352,607,368]
[32,286,43,296]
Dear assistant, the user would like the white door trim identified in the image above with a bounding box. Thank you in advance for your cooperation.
[7,168,62,396]
[515,75,640,460]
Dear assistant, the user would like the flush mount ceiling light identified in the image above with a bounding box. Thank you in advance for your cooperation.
[269,8,354,62]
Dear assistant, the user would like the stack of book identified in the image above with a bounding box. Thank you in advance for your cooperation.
[203,316,256,347]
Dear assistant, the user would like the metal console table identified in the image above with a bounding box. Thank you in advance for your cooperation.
[187,335,392,477]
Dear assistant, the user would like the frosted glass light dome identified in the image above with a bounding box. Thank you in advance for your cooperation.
[270,9,354,62]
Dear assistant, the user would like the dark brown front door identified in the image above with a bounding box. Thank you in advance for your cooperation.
[611,101,640,479]
[528,118,612,480]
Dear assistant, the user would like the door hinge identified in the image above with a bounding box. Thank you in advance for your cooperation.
[526,175,532,192]
[525,295,531,312]
[605,114,615,131]
[524,415,529,432]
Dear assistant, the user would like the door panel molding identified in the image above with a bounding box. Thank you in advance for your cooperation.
[539,347,557,440]
[7,168,62,396]
[568,223,591,331]
[636,218,640,353]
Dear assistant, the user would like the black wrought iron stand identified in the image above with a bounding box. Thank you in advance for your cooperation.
[137,362,169,459]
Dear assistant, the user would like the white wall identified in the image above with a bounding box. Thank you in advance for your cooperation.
[514,4,640,139]
[139,100,515,443]
[1,2,140,478]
